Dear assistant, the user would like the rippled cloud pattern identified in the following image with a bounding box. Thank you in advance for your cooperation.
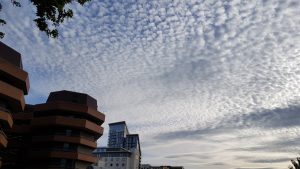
[2,0,300,168]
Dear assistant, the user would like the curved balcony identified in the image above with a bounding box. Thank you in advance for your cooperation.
[32,135,97,149]
[31,116,103,136]
[12,112,33,120]
[0,130,8,148]
[34,101,105,124]
[0,59,29,94]
[8,125,31,134]
[0,81,25,112]
[29,150,96,163]
[0,107,13,128]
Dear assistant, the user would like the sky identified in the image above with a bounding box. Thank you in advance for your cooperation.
[1,0,300,168]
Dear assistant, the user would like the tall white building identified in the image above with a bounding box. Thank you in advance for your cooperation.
[93,121,141,169]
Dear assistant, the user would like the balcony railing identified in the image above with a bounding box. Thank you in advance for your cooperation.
[34,166,74,169]
[34,132,95,142]
[0,130,7,139]
[30,147,95,157]
[0,106,11,114]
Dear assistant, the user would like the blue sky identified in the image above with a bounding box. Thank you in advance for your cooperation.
[2,0,300,168]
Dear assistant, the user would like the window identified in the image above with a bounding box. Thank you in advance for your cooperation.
[60,159,66,167]
[122,163,125,166]
[63,143,70,151]
[116,163,119,166]
[110,163,113,166]
[66,129,72,136]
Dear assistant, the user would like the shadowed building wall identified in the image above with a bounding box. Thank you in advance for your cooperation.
[0,42,106,169]
[3,91,106,169]
[28,90,105,169]
[0,42,30,168]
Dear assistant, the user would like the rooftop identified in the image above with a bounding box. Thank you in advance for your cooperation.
[47,90,98,109]
[93,147,131,153]
[0,41,22,68]
[108,121,126,126]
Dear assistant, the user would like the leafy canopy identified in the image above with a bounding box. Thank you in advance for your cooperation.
[289,157,300,169]
[0,0,91,38]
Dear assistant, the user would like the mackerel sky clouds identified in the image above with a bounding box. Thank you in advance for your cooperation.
[2,0,300,168]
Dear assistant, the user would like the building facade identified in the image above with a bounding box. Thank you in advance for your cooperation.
[28,90,105,169]
[93,121,141,169]
[2,105,33,168]
[0,42,106,169]
[0,42,29,167]
[2,90,106,169]
[94,147,131,169]
[108,122,129,148]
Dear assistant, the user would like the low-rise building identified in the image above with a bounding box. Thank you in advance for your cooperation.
[94,147,131,169]
[141,164,184,169]
[141,164,151,169]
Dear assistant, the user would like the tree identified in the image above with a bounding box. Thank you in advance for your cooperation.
[289,157,300,169]
[0,0,91,39]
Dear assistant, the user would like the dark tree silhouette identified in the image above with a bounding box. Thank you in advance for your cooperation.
[0,0,91,38]
[289,157,300,169]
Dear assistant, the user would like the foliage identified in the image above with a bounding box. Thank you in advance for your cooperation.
[0,0,91,38]
[289,157,300,169]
